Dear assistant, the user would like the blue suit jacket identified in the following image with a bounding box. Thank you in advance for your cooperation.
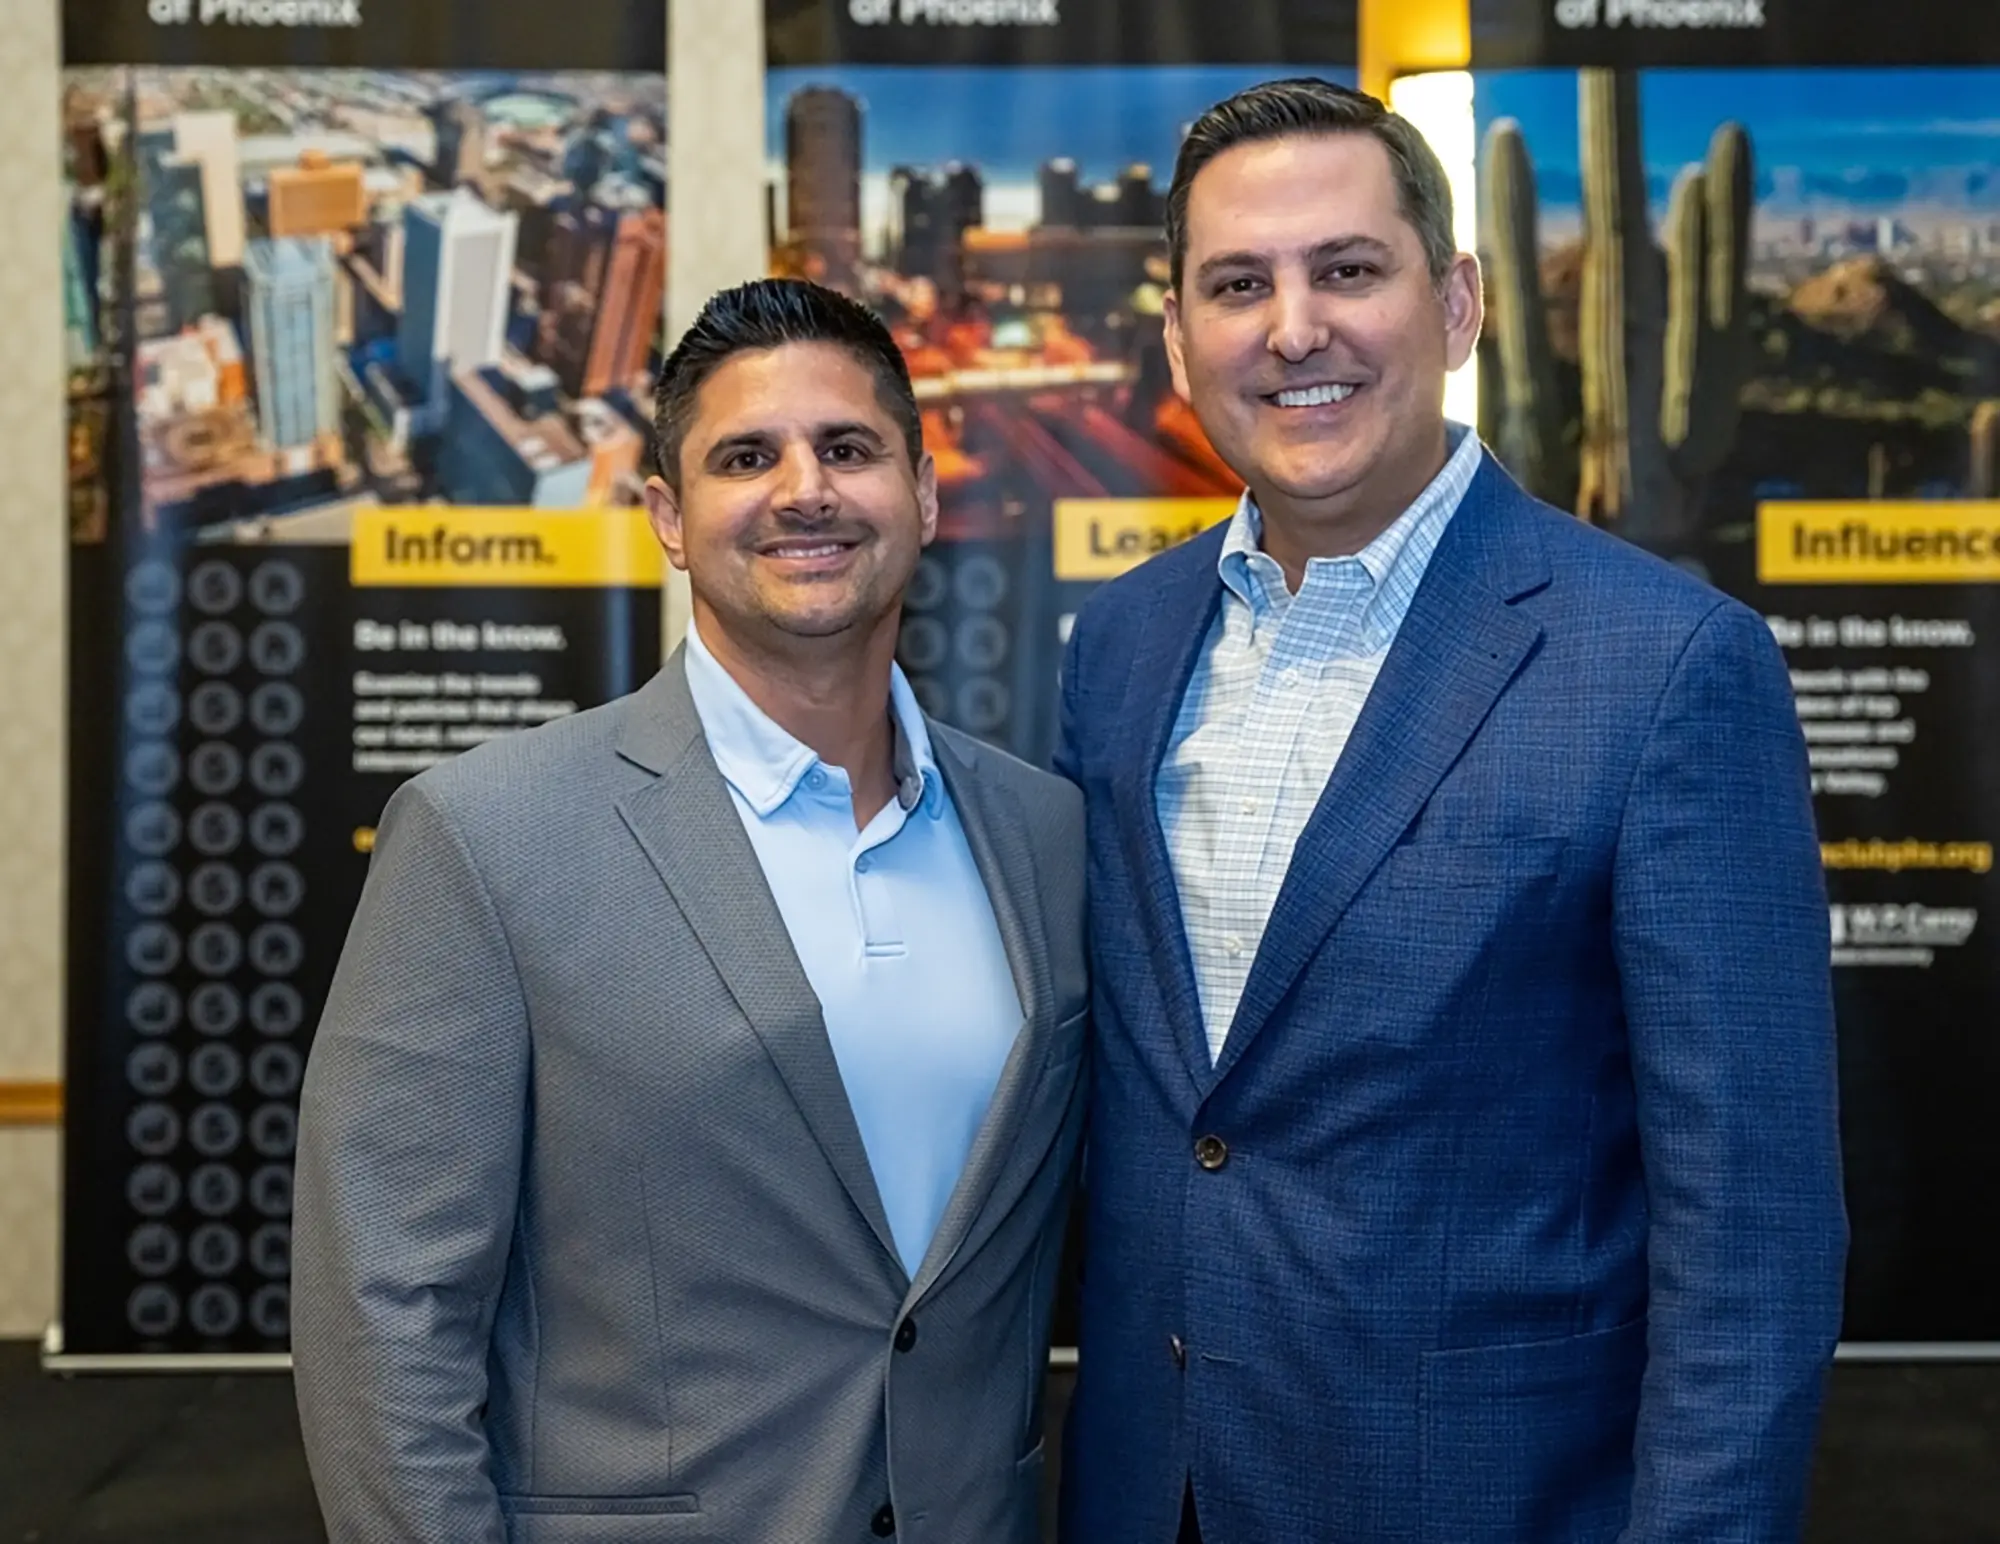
[1055,456,1847,1544]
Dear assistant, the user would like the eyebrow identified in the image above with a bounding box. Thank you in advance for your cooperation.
[704,431,776,466]
[814,421,889,448]
[1193,235,1397,287]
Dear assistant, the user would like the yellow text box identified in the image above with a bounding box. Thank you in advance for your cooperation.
[352,507,664,588]
[1054,498,1234,582]
[1758,502,2000,584]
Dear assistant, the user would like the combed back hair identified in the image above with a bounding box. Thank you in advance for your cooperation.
[1165,77,1458,289]
[651,278,922,488]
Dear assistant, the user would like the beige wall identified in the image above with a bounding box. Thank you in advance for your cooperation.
[0,0,771,1339]
[665,0,772,644]
[0,0,68,1340]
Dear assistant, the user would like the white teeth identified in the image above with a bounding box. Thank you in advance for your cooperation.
[770,543,843,558]
[1274,383,1358,408]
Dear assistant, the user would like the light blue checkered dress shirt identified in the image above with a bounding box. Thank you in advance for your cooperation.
[1158,424,1485,1059]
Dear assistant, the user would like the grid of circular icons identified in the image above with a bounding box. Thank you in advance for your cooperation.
[118,554,308,1347]
[898,546,1017,742]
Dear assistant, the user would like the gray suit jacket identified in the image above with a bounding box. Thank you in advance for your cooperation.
[293,650,1087,1544]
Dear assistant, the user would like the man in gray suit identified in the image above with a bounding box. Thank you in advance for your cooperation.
[293,278,1086,1544]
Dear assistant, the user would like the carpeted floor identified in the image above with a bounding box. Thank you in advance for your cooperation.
[3,1341,1998,1541]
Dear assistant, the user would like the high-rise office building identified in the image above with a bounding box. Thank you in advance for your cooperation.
[502,166,571,274]
[171,111,246,269]
[146,151,217,332]
[890,167,936,280]
[785,86,862,286]
[562,112,615,197]
[398,188,518,405]
[942,163,984,238]
[439,362,591,507]
[268,150,367,238]
[63,214,96,363]
[1117,164,1162,229]
[584,207,664,398]
[532,205,664,400]
[1038,159,1082,228]
[244,236,340,451]
[428,99,487,190]
[886,164,983,290]
[534,206,613,397]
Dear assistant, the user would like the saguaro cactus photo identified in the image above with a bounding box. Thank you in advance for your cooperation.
[1481,69,1752,568]
[1476,65,2000,584]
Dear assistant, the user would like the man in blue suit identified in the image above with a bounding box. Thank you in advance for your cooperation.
[1055,79,1847,1543]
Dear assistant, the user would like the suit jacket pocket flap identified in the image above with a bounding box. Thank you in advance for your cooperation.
[501,1494,701,1516]
[1419,1318,1645,1543]
[1381,834,1564,889]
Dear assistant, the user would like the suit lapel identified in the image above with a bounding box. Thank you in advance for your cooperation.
[1109,538,1228,1094]
[613,654,904,1273]
[1214,461,1551,1080]
[905,732,1057,1302]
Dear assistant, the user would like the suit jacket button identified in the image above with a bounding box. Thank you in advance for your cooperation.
[872,1502,896,1536]
[895,1318,918,1352]
[1170,1334,1186,1368]
[1194,1134,1229,1171]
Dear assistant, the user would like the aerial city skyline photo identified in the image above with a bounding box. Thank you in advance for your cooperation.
[765,64,1360,514]
[64,68,667,543]
[763,63,1360,758]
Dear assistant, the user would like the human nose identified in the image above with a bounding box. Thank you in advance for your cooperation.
[1266,272,1331,364]
[771,441,838,519]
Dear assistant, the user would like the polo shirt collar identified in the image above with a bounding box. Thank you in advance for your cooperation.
[683,618,942,820]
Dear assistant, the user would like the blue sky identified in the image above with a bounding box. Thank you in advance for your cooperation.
[1476,68,2000,215]
[768,65,1355,183]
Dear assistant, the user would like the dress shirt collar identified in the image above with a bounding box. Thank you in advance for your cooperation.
[683,617,941,821]
[1217,421,1482,649]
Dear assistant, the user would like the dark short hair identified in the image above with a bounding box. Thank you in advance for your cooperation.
[1165,77,1457,290]
[651,278,923,489]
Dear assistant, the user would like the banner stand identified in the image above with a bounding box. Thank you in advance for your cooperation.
[36,1318,1081,1377]
[40,1320,290,1375]
[1463,0,2000,1354]
[59,1,670,1364]
[1835,1343,2000,1363]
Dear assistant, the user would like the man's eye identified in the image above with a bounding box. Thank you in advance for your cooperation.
[722,450,766,472]
[1325,264,1373,283]
[1220,276,1264,296]
[826,442,870,462]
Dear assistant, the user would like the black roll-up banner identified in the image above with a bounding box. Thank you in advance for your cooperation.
[62,0,666,1358]
[767,0,1357,1353]
[1470,0,2000,1344]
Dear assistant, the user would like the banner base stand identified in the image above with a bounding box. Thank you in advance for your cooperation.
[39,1321,293,1375]
[31,1320,1073,1376]
[34,1323,2000,1372]
[1836,1342,2000,1363]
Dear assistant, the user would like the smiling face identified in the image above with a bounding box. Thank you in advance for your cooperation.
[644,341,937,656]
[1165,130,1481,550]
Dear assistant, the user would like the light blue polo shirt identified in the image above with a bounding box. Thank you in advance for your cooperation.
[682,620,1023,1275]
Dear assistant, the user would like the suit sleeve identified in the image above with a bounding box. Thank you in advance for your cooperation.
[1612,601,1848,1544]
[292,777,529,1544]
